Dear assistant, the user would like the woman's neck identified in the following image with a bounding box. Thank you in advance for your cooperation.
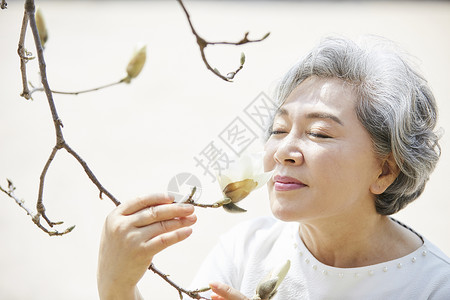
[298,213,423,268]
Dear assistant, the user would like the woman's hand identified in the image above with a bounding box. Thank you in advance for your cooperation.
[210,282,250,300]
[97,193,197,300]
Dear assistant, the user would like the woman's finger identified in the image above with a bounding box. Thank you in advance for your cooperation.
[144,226,193,256]
[129,203,195,227]
[209,282,249,300]
[118,193,174,215]
[139,214,197,241]
[211,295,227,300]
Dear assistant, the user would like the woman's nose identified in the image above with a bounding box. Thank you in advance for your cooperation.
[273,136,303,166]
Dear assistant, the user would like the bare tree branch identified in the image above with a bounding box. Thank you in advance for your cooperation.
[4,0,265,297]
[181,186,231,209]
[149,263,211,300]
[177,0,269,82]
[18,11,33,100]
[36,145,63,227]
[8,1,212,296]
[63,142,120,206]
[26,0,72,228]
[0,180,75,236]
[8,0,122,233]
[31,78,126,96]
[3,0,121,235]
[208,31,271,46]
[26,0,63,136]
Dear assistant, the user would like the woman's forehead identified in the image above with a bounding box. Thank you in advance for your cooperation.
[279,76,357,117]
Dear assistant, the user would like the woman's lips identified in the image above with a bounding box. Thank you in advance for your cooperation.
[273,175,306,191]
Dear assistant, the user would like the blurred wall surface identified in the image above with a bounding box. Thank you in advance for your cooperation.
[0,1,449,299]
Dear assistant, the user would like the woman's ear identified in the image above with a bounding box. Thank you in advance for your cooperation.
[370,153,400,195]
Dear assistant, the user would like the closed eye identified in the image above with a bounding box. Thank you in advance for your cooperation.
[308,132,331,139]
[270,130,287,135]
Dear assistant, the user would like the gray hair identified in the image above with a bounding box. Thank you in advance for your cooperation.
[271,36,441,215]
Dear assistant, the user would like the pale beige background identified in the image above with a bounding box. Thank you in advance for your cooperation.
[0,1,449,299]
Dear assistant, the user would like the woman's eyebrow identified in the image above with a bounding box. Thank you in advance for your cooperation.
[274,108,344,126]
[306,112,344,126]
[274,107,288,117]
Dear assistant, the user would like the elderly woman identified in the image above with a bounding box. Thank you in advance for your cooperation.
[97,36,450,299]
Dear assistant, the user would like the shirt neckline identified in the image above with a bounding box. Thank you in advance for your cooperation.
[290,219,429,275]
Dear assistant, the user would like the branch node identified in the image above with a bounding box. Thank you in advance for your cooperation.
[196,36,207,49]
[1,180,74,237]
[24,0,35,13]
[177,0,269,82]
[20,91,32,100]
[149,263,211,299]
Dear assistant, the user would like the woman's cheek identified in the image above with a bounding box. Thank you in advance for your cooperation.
[264,140,276,172]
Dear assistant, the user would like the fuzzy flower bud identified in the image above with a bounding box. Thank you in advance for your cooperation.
[217,152,273,213]
[125,44,147,83]
[253,260,291,300]
[35,8,48,48]
[223,178,257,204]
[240,52,246,66]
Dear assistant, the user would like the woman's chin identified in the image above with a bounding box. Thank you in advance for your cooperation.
[270,202,301,222]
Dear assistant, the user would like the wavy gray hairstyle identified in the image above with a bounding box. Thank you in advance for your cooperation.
[271,36,441,215]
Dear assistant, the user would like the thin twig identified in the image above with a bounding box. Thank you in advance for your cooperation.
[149,263,211,300]
[36,145,63,227]
[7,1,243,298]
[11,2,207,298]
[189,202,223,209]
[30,78,127,97]
[63,142,121,206]
[14,0,121,232]
[208,31,270,46]
[182,186,223,208]
[0,180,75,236]
[176,0,269,82]
[27,0,63,139]
[26,0,67,228]
[33,141,121,228]
[183,186,230,209]
[18,11,33,100]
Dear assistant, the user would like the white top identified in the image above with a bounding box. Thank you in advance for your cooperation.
[190,216,450,299]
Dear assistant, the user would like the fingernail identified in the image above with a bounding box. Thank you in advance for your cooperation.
[176,203,194,209]
[185,214,197,222]
[181,227,193,235]
[209,282,219,289]
[165,193,175,201]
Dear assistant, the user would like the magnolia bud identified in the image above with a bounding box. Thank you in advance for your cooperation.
[226,72,236,80]
[254,260,291,300]
[195,287,211,293]
[213,198,232,208]
[223,178,257,203]
[35,8,48,48]
[125,45,147,83]
[220,178,257,213]
[255,278,277,300]
[240,52,246,65]
[223,202,247,213]
[216,152,273,213]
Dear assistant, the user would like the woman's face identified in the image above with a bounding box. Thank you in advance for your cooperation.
[264,76,383,223]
